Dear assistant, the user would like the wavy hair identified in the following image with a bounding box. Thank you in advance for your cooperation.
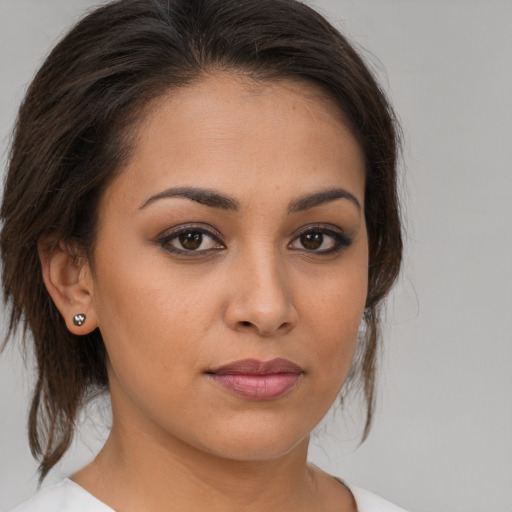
[1,0,402,480]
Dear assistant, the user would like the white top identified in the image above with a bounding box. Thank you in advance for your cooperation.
[10,478,407,512]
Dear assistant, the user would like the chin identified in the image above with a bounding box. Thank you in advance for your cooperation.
[190,418,312,463]
[208,438,308,463]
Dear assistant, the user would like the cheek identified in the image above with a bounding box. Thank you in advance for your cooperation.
[90,255,211,383]
[93,277,211,428]
[301,289,365,387]
[301,256,368,382]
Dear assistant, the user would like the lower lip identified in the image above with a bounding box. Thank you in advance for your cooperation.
[209,373,301,400]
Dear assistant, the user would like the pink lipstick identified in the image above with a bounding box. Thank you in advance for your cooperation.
[207,358,303,400]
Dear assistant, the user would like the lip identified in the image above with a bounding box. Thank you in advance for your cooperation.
[206,358,303,400]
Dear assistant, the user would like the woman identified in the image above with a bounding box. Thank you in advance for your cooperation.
[1,0,404,510]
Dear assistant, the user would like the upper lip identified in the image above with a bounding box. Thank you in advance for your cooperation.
[207,358,303,376]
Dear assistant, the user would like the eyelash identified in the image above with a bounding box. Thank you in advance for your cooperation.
[289,224,352,255]
[156,224,225,256]
[156,223,352,256]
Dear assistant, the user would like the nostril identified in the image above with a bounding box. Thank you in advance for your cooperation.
[241,321,252,327]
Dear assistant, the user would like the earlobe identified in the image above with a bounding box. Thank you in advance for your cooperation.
[38,241,98,335]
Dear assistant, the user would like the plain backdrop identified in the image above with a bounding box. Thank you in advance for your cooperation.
[1,1,511,511]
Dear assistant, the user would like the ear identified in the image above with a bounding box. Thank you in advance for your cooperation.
[39,240,98,335]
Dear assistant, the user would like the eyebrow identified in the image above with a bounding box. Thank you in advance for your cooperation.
[139,186,361,213]
[139,186,240,211]
[288,188,361,213]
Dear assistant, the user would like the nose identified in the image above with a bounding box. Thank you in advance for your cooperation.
[224,250,298,337]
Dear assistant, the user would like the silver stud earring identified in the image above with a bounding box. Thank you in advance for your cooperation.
[73,313,86,327]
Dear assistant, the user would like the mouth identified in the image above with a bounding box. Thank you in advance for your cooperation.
[205,358,303,400]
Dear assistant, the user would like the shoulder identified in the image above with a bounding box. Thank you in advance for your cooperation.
[10,479,114,512]
[11,478,407,512]
[349,485,408,512]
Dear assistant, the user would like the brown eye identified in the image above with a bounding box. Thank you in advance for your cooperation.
[157,226,225,255]
[289,226,352,255]
[300,232,323,250]
[179,231,203,250]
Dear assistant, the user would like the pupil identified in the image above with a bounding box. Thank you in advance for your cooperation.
[301,232,323,250]
[179,232,202,250]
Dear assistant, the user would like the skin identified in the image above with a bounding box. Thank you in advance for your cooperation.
[42,73,368,512]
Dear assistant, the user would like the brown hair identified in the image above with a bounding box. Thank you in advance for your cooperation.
[1,0,402,480]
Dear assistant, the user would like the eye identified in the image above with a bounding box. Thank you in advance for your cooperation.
[289,225,352,255]
[156,225,225,255]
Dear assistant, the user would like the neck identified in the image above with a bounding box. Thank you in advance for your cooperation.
[73,422,323,512]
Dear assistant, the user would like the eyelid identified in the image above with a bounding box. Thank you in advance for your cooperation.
[156,223,225,255]
[157,222,223,240]
[155,222,352,257]
[288,223,352,254]
[292,223,345,237]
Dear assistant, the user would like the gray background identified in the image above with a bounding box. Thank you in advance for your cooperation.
[1,1,511,511]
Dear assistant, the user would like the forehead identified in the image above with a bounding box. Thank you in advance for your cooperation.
[103,73,365,210]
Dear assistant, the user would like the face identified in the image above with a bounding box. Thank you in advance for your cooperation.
[86,74,368,462]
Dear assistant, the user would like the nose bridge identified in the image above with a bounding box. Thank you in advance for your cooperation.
[225,242,297,336]
[247,245,287,306]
